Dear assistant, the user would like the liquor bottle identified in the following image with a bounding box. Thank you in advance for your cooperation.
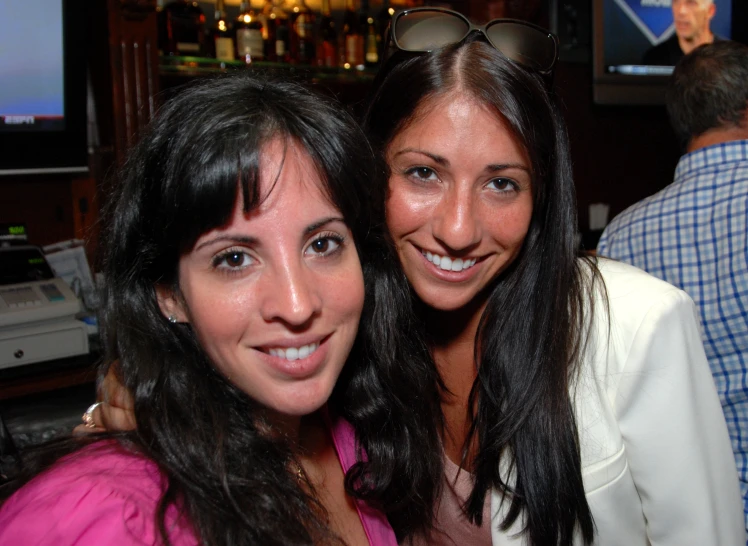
[211,0,235,61]
[235,1,265,63]
[290,0,316,65]
[156,0,168,56]
[360,0,379,67]
[376,0,394,62]
[162,0,206,57]
[264,0,291,63]
[342,0,364,69]
[317,0,337,67]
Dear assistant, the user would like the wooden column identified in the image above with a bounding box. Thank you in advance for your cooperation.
[98,0,161,166]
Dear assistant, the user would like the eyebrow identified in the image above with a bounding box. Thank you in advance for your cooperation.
[393,148,531,175]
[485,163,532,175]
[305,216,347,235]
[194,216,347,251]
[393,148,449,166]
[194,234,259,251]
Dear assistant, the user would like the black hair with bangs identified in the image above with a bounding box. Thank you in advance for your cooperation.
[96,74,377,545]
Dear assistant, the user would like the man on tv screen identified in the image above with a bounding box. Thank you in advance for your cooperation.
[642,0,717,65]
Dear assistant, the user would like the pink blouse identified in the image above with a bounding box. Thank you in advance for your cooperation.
[408,455,492,546]
[0,441,197,545]
[0,415,397,545]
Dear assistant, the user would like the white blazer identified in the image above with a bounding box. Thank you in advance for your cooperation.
[490,259,746,545]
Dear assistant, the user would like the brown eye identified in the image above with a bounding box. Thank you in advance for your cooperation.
[305,234,344,257]
[212,249,253,271]
[487,177,519,193]
[405,166,438,182]
[225,252,245,267]
[312,239,330,253]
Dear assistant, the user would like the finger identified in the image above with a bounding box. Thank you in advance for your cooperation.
[98,402,137,432]
[74,401,106,435]
[72,423,105,436]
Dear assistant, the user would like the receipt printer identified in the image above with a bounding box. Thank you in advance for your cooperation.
[0,246,89,369]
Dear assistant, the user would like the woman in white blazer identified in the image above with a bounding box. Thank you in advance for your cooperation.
[360,10,745,545]
[491,259,742,544]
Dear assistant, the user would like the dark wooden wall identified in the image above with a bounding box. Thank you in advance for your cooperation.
[555,61,681,233]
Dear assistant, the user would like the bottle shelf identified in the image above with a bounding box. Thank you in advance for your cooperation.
[159,55,378,83]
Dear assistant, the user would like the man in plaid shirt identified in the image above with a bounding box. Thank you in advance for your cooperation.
[598,40,748,534]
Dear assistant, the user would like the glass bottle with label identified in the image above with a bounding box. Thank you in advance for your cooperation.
[360,0,378,67]
[263,0,291,63]
[342,0,364,69]
[235,1,265,64]
[376,0,393,62]
[211,0,235,61]
[317,0,337,67]
[290,0,316,65]
[156,0,167,56]
[162,0,206,57]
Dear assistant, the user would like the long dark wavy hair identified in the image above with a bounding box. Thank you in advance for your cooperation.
[362,38,603,545]
[95,74,377,545]
[1,74,437,545]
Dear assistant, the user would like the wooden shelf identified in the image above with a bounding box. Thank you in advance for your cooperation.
[159,55,378,83]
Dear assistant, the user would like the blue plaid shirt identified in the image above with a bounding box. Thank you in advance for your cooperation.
[597,140,748,532]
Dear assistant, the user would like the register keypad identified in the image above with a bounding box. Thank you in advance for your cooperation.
[0,284,62,308]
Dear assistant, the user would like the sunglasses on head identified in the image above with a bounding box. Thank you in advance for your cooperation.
[388,7,559,76]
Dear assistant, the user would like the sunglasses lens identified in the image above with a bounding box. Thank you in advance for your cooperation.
[486,22,556,72]
[395,10,470,52]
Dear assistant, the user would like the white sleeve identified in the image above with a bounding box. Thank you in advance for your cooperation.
[614,289,745,545]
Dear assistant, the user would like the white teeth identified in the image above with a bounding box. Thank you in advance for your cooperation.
[421,250,477,272]
[267,343,319,361]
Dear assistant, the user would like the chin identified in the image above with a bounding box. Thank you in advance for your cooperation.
[416,287,483,313]
[269,381,336,417]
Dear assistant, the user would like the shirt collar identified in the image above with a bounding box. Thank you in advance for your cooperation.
[675,139,748,180]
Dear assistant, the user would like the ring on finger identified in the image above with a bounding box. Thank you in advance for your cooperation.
[82,401,103,429]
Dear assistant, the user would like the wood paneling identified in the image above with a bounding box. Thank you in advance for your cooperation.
[105,0,161,164]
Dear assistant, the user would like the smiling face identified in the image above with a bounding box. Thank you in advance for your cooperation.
[385,93,534,313]
[672,0,715,44]
[159,138,364,425]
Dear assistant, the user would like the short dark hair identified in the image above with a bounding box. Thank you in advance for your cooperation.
[666,40,748,145]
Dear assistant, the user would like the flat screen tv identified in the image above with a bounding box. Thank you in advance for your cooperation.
[592,0,744,105]
[0,0,88,176]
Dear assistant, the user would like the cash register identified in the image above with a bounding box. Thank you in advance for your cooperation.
[0,245,89,369]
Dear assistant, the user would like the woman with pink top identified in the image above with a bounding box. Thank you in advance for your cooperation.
[0,75,402,545]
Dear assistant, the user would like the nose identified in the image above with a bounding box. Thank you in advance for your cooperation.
[432,183,482,253]
[259,259,322,328]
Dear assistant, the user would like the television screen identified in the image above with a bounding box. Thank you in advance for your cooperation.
[593,0,734,105]
[0,0,88,175]
[0,1,65,133]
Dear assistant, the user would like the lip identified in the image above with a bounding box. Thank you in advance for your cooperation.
[256,334,332,379]
[416,245,483,283]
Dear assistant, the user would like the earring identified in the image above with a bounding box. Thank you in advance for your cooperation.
[168,315,178,323]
